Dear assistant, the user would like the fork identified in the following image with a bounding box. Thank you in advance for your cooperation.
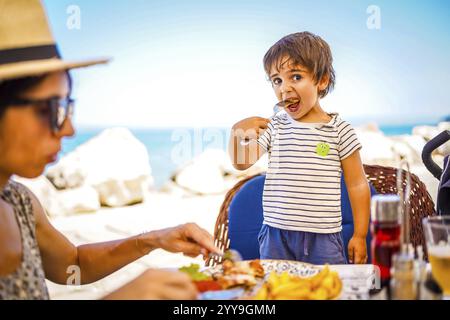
[208,249,243,262]
[239,101,284,146]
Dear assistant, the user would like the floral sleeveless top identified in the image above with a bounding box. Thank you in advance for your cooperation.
[0,180,49,300]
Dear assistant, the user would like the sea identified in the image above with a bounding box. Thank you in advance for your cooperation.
[59,123,436,189]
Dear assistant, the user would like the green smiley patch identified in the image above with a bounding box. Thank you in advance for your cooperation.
[316,142,330,157]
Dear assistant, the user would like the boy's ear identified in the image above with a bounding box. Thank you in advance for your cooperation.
[318,73,330,91]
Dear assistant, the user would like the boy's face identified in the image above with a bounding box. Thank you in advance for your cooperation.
[269,56,328,121]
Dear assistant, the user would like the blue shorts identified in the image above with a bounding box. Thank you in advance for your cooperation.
[258,224,347,265]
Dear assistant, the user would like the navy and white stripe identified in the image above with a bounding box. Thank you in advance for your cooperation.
[256,112,362,233]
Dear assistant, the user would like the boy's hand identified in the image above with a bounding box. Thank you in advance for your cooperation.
[347,236,367,264]
[232,117,270,140]
[229,117,270,170]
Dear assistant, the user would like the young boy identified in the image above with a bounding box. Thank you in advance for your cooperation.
[229,32,370,264]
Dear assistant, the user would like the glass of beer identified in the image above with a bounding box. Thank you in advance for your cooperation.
[423,216,450,299]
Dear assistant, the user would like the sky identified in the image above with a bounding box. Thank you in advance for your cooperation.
[43,0,450,128]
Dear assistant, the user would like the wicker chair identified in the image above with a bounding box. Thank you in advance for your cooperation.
[207,164,436,266]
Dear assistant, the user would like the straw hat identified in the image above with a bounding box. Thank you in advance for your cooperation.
[0,0,109,81]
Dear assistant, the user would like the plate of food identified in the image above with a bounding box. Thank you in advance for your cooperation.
[179,258,343,300]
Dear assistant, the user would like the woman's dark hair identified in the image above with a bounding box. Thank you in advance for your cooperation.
[0,71,73,118]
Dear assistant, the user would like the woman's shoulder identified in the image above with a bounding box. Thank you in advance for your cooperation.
[2,180,41,222]
[4,179,34,201]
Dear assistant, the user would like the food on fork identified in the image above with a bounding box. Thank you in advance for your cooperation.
[276,98,300,108]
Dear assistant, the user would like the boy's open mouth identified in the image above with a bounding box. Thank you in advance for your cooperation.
[287,101,300,113]
[279,98,300,113]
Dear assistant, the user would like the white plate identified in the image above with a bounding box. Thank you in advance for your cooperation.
[201,259,323,300]
[204,259,321,278]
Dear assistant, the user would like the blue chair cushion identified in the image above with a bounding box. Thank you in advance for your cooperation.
[228,175,266,260]
[340,177,378,263]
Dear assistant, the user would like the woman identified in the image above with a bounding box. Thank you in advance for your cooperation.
[0,0,220,300]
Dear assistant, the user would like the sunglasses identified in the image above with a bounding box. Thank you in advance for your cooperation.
[8,96,75,133]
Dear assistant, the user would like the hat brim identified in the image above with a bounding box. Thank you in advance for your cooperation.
[0,57,110,81]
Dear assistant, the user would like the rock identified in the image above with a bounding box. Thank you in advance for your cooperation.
[412,123,449,156]
[435,122,450,156]
[58,185,100,213]
[412,125,440,141]
[171,149,268,195]
[356,130,397,166]
[13,176,101,216]
[437,121,450,132]
[95,175,149,207]
[173,149,228,195]
[390,135,427,165]
[357,128,440,166]
[223,152,268,178]
[12,175,66,217]
[46,127,153,207]
[46,154,87,189]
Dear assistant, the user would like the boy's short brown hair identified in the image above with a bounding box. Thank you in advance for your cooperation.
[263,31,335,98]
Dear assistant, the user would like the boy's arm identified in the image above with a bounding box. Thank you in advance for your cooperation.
[228,117,270,170]
[341,150,371,264]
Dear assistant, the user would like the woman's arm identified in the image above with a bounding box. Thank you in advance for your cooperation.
[341,151,371,264]
[31,191,219,285]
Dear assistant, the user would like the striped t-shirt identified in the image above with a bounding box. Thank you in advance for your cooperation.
[256,112,362,234]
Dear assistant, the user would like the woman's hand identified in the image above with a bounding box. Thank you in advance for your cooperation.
[140,223,221,258]
[104,269,198,300]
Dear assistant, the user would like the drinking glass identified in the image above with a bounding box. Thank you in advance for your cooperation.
[423,216,450,299]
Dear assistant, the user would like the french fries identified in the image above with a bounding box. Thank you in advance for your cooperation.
[253,265,342,300]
